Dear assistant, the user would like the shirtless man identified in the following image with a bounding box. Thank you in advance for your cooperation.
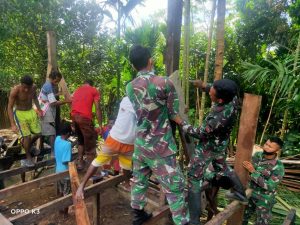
[8,75,43,167]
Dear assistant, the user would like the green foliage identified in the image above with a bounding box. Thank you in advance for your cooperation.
[282,131,300,157]
[241,56,300,144]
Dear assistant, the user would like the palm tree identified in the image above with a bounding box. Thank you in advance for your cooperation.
[214,0,226,80]
[242,56,300,144]
[100,0,145,99]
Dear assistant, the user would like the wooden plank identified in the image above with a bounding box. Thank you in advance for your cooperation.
[69,162,91,225]
[143,205,170,225]
[10,174,126,224]
[0,153,77,180]
[7,137,18,148]
[0,213,13,225]
[206,189,252,225]
[281,160,300,165]
[0,170,68,199]
[285,169,300,174]
[227,94,262,225]
[282,209,296,225]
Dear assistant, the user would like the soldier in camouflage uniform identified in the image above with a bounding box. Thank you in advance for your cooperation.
[242,137,285,225]
[126,45,189,225]
[180,79,247,225]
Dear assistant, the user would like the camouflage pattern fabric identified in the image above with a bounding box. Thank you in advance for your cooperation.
[242,151,285,225]
[182,93,239,192]
[131,153,189,225]
[126,71,189,225]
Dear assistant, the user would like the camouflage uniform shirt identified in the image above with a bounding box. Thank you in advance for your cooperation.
[126,71,179,158]
[182,86,239,154]
[250,151,285,204]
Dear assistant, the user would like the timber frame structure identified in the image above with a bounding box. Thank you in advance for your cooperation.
[0,92,296,225]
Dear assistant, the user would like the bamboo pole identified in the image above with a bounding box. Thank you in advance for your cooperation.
[183,0,191,109]
[199,0,216,125]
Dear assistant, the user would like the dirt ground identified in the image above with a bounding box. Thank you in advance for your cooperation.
[1,168,138,225]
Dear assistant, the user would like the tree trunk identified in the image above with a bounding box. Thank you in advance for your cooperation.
[116,0,121,100]
[166,0,183,75]
[214,0,226,80]
[183,0,190,109]
[199,0,217,125]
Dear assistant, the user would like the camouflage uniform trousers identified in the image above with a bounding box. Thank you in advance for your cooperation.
[242,196,274,225]
[131,152,190,225]
[188,145,232,192]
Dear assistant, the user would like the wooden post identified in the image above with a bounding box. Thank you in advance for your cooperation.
[226,94,262,225]
[46,31,71,100]
[69,162,91,225]
[143,205,170,225]
[282,209,296,225]
[166,0,183,75]
[92,193,100,225]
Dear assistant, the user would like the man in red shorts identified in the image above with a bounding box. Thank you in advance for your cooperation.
[71,79,102,170]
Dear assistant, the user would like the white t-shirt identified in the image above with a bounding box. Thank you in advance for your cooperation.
[109,97,136,145]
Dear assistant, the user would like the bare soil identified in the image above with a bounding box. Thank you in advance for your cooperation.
[1,167,138,225]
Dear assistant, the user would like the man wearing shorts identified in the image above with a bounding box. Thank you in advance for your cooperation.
[71,79,102,169]
[39,70,71,157]
[8,75,43,167]
[75,96,136,199]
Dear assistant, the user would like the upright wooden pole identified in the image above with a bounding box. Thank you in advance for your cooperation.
[226,93,262,225]
[166,0,183,75]
[69,162,91,225]
[46,31,71,100]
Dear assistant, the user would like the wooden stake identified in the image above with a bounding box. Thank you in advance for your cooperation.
[69,162,91,225]
[226,94,262,225]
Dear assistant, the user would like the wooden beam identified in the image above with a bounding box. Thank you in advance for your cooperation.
[10,174,126,224]
[206,189,252,225]
[0,153,77,180]
[0,213,13,225]
[0,170,68,199]
[282,209,296,225]
[7,137,18,148]
[143,205,170,225]
[46,31,71,100]
[227,94,262,225]
[0,158,55,180]
[69,162,91,225]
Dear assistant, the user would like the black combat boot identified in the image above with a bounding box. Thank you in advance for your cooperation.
[188,189,202,225]
[225,171,248,205]
[132,209,152,225]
